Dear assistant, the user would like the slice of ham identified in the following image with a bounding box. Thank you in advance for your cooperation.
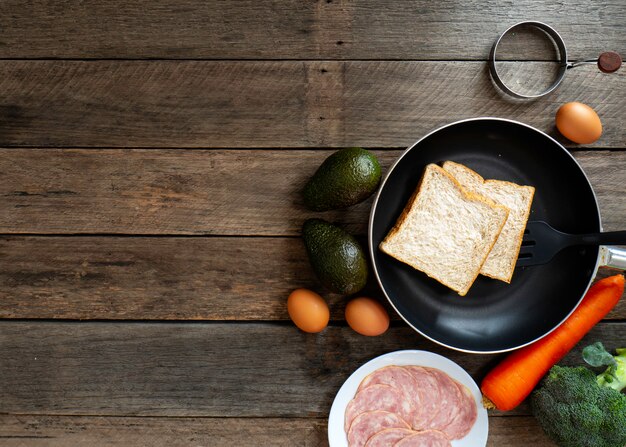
[439,381,478,439]
[358,365,418,397]
[343,364,478,443]
[347,411,410,447]
[344,384,413,433]
[402,366,442,429]
[420,367,463,434]
[363,428,416,447]
[394,429,452,447]
[357,366,423,425]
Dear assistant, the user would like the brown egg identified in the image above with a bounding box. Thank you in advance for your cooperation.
[345,297,390,336]
[555,102,602,144]
[287,288,330,333]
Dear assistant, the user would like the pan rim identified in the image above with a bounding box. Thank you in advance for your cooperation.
[368,117,602,354]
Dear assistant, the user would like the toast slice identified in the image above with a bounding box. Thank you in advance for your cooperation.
[442,161,535,283]
[379,163,509,296]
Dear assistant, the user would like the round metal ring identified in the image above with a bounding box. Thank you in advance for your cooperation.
[489,21,569,99]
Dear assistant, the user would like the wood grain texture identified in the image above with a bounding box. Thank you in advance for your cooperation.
[0,416,327,447]
[486,416,554,446]
[0,2,622,446]
[0,61,623,148]
[0,236,624,321]
[0,415,552,446]
[0,322,624,417]
[0,236,322,320]
[0,0,623,60]
[1,150,624,236]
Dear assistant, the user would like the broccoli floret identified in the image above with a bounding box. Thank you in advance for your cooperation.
[583,343,626,392]
[531,365,626,447]
[597,348,626,392]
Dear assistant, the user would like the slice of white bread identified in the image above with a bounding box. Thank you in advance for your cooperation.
[379,163,509,296]
[442,161,535,283]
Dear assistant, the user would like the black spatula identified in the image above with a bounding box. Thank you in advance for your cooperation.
[517,221,626,267]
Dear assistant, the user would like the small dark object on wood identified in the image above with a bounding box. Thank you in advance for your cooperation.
[598,51,622,73]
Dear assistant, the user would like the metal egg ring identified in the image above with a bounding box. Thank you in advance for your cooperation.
[489,21,569,99]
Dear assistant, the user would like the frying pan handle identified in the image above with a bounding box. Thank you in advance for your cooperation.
[600,246,626,270]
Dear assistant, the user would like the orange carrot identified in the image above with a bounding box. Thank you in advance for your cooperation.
[481,274,625,411]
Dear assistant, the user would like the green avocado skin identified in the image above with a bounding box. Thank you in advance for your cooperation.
[303,147,381,211]
[302,218,368,295]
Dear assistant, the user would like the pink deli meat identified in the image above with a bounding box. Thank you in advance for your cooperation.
[344,384,413,433]
[394,429,452,447]
[440,381,478,439]
[357,366,424,426]
[347,411,410,447]
[364,428,417,447]
[403,366,442,429]
[343,364,478,443]
[421,367,464,434]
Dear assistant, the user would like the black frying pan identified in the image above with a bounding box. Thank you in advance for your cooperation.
[369,118,625,353]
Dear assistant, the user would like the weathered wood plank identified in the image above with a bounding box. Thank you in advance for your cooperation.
[0,0,623,60]
[0,236,323,320]
[0,61,623,148]
[0,415,553,446]
[1,150,624,235]
[0,322,623,416]
[0,236,624,320]
[486,416,554,446]
[0,416,327,447]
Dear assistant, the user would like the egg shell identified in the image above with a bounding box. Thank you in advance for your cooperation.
[555,102,602,144]
[345,297,390,336]
[287,288,330,333]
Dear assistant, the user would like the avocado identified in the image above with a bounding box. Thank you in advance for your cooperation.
[302,218,368,295]
[303,147,381,211]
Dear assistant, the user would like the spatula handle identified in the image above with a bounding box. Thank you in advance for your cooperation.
[580,231,626,246]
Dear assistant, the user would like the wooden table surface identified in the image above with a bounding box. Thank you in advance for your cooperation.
[1,1,625,446]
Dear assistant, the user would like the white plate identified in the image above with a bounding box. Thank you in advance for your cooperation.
[328,350,489,446]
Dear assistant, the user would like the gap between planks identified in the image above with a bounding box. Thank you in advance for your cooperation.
[1,146,625,151]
